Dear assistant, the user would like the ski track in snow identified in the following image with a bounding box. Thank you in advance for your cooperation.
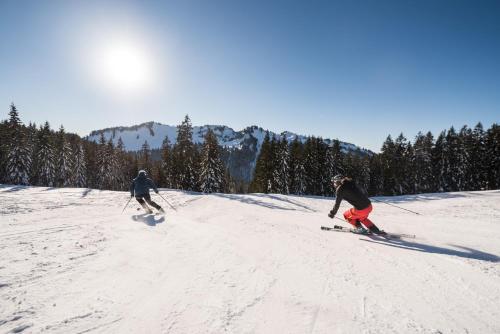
[1,185,500,333]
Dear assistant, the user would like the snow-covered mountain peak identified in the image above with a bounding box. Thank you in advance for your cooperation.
[87,121,369,155]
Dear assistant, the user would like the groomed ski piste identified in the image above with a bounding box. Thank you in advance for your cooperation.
[1,185,499,334]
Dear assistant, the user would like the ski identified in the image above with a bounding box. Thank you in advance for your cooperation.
[321,225,415,239]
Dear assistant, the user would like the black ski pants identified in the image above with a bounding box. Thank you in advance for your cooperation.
[135,193,161,210]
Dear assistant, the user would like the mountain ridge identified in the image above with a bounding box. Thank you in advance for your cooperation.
[87,121,372,182]
[87,121,371,153]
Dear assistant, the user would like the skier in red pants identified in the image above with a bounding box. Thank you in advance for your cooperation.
[328,175,384,234]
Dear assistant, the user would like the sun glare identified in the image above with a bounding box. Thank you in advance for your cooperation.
[89,38,157,97]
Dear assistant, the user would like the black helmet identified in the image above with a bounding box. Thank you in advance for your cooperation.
[138,170,147,177]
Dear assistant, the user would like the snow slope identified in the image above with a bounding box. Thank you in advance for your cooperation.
[1,186,500,333]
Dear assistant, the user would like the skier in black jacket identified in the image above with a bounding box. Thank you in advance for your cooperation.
[130,170,164,214]
[328,175,383,234]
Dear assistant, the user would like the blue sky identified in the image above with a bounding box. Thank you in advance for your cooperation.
[0,0,499,151]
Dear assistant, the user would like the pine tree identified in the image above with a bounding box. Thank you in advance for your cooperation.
[432,131,447,192]
[34,122,56,186]
[199,129,225,193]
[250,132,274,193]
[160,136,173,188]
[73,141,87,188]
[4,103,31,185]
[272,137,289,194]
[413,132,434,193]
[139,140,152,173]
[380,135,396,195]
[113,137,127,190]
[26,122,38,184]
[172,115,198,191]
[469,123,487,190]
[442,127,462,191]
[0,120,7,183]
[106,139,121,190]
[303,137,319,195]
[288,137,306,195]
[485,123,500,189]
[368,155,383,196]
[96,133,110,189]
[55,126,74,187]
[393,133,410,195]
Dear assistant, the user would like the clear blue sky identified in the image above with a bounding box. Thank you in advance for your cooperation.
[1,0,499,151]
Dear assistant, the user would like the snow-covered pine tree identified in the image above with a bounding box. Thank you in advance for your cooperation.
[303,137,319,195]
[432,131,447,192]
[0,119,7,183]
[34,122,56,186]
[413,132,434,193]
[106,139,121,190]
[73,141,87,188]
[271,137,289,194]
[172,115,198,191]
[443,127,462,191]
[113,137,127,190]
[358,156,371,194]
[55,126,74,187]
[380,135,396,195]
[316,138,329,196]
[4,103,31,185]
[469,123,487,190]
[26,122,38,184]
[288,137,299,193]
[139,140,152,174]
[96,133,110,189]
[325,146,336,197]
[199,129,225,193]
[368,155,383,196]
[485,123,500,190]
[393,133,410,195]
[457,126,473,191]
[160,136,173,188]
[250,132,273,193]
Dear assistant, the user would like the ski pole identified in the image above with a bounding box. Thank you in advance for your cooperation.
[371,198,421,215]
[121,196,133,214]
[157,192,177,211]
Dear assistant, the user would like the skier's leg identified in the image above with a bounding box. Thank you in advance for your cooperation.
[358,205,382,233]
[136,196,152,213]
[343,208,360,228]
[144,193,163,211]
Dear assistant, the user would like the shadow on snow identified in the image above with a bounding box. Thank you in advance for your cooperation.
[132,214,165,227]
[213,193,316,212]
[360,237,500,263]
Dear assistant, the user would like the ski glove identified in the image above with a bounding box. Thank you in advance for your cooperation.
[328,210,335,219]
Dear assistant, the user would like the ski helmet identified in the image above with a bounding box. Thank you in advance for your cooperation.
[332,174,343,184]
[138,170,147,176]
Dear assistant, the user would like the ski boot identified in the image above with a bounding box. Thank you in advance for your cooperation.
[352,221,369,234]
[368,225,387,236]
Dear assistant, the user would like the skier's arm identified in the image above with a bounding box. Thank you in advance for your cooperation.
[329,190,343,217]
[149,179,159,193]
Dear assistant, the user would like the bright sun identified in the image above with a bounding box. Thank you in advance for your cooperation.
[90,39,156,96]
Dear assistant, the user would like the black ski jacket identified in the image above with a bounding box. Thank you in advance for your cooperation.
[130,174,158,197]
[331,180,371,216]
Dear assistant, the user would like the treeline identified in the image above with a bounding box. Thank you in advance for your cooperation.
[1,103,499,196]
[0,104,229,193]
[250,124,499,196]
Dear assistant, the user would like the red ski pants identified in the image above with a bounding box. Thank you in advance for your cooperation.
[343,205,374,229]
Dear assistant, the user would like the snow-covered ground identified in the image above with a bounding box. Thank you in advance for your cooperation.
[1,185,499,334]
